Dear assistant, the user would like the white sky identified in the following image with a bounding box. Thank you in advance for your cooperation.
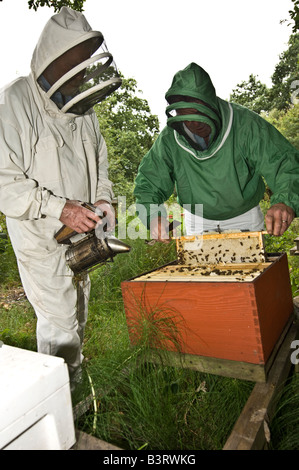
[0,0,294,127]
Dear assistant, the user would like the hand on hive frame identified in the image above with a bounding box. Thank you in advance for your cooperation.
[150,216,171,244]
[265,203,295,236]
[59,200,101,233]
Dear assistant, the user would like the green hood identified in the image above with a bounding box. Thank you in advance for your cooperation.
[165,63,221,146]
[165,62,219,110]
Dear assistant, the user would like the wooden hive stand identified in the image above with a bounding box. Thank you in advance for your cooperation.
[223,319,299,450]
[290,236,299,256]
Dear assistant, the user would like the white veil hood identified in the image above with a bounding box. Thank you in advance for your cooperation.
[31,7,121,114]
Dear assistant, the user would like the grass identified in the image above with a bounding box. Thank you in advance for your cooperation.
[0,210,299,450]
[269,372,299,450]
[78,361,254,450]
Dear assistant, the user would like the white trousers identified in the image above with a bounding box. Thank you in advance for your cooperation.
[17,247,90,388]
[184,205,265,235]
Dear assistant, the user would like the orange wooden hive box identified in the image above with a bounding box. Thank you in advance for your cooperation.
[121,232,294,381]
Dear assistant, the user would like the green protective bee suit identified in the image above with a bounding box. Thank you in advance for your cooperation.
[134,63,299,227]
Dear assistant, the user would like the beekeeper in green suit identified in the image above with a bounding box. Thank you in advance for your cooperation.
[134,63,299,242]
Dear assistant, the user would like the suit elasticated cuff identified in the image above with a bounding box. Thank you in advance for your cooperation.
[42,195,67,219]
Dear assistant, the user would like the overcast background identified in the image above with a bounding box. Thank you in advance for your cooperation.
[0,0,294,126]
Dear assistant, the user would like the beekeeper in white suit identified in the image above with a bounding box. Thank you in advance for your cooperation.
[0,7,122,389]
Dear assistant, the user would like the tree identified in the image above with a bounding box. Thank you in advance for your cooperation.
[230,74,271,114]
[230,33,299,113]
[0,0,85,11]
[263,104,299,150]
[289,0,299,32]
[94,76,160,203]
[28,0,85,12]
[270,33,299,111]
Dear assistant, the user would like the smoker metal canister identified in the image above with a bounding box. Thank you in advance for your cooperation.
[65,234,114,274]
[65,234,131,274]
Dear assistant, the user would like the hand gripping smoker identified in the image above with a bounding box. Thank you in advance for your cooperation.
[54,203,131,274]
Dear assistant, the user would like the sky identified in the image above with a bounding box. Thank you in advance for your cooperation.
[0,0,294,127]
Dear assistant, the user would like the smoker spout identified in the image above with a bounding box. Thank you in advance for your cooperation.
[106,236,131,254]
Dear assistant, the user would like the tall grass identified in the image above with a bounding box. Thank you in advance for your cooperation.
[77,350,254,450]
[269,372,299,450]
[0,235,20,286]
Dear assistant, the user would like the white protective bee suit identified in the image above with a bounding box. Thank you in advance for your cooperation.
[0,7,117,385]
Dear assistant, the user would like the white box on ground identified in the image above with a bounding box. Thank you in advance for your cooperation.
[0,343,76,450]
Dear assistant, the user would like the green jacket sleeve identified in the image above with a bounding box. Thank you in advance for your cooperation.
[244,112,299,216]
[134,135,175,228]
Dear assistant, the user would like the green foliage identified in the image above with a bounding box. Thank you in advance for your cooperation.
[230,74,271,114]
[230,33,299,113]
[95,76,160,204]
[289,0,299,33]
[27,0,85,12]
[263,104,299,150]
[270,33,299,111]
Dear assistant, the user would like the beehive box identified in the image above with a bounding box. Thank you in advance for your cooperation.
[0,345,75,450]
[121,231,294,381]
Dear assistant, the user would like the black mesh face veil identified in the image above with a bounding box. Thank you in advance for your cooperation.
[166,98,221,148]
[41,37,122,114]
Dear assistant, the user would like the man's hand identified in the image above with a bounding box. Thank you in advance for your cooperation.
[59,200,101,233]
[265,203,295,236]
[150,216,171,244]
[94,200,116,234]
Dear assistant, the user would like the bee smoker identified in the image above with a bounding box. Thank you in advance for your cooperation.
[65,232,131,274]
[54,203,131,274]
